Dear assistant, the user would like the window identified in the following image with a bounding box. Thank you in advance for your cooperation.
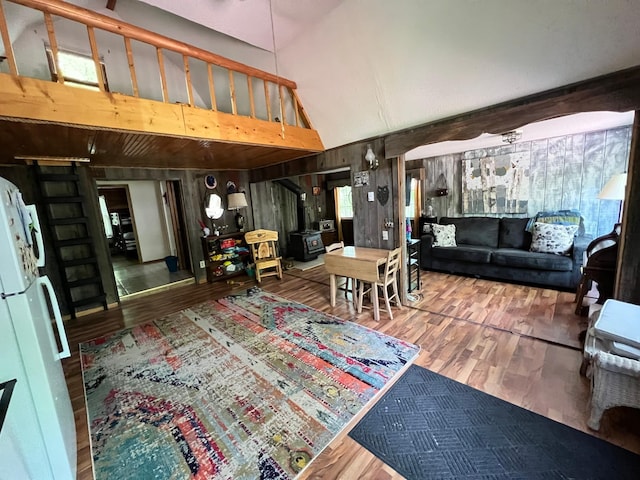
[46,47,109,91]
[336,186,353,219]
[405,177,419,219]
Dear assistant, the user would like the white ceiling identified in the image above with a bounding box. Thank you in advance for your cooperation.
[136,0,344,51]
[56,1,640,154]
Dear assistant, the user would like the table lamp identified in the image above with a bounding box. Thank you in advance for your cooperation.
[227,192,248,230]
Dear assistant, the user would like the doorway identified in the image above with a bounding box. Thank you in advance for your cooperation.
[97,180,194,298]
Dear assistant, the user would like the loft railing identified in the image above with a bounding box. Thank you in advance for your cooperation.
[0,0,314,130]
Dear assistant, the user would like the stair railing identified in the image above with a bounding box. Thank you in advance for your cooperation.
[0,0,313,130]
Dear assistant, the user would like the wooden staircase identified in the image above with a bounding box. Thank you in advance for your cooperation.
[35,162,107,318]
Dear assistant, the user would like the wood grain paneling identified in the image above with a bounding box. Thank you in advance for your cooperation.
[416,126,630,237]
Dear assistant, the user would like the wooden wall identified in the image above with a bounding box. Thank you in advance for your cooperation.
[250,138,402,251]
[410,125,631,237]
[92,168,252,285]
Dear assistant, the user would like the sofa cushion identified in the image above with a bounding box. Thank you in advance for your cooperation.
[432,244,493,263]
[499,217,532,249]
[432,224,457,246]
[530,222,579,255]
[440,217,500,248]
[492,248,573,271]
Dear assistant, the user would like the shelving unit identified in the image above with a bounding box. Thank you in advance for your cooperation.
[201,232,249,282]
[407,238,421,293]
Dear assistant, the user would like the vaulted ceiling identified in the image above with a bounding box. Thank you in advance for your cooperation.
[7,0,640,165]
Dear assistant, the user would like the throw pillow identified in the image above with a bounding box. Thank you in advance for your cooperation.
[530,222,579,255]
[432,223,456,247]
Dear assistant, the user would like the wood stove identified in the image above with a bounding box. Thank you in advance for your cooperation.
[289,231,324,262]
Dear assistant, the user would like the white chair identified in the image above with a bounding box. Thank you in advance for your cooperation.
[582,299,640,430]
[357,247,402,320]
[325,241,353,298]
[588,351,640,430]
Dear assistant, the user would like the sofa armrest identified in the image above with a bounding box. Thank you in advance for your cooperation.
[420,234,435,269]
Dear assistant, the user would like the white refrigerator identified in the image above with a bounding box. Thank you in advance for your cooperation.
[0,177,76,479]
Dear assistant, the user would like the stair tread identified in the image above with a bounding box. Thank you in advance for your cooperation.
[37,173,79,181]
[62,257,98,267]
[67,276,103,288]
[42,196,83,203]
[71,294,107,307]
[55,237,93,247]
[49,217,89,225]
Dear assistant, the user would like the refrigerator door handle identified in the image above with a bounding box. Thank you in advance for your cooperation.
[38,275,71,359]
[26,204,45,268]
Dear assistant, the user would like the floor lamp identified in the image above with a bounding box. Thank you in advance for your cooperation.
[598,172,627,225]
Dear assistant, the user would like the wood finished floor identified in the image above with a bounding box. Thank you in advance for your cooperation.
[62,268,640,480]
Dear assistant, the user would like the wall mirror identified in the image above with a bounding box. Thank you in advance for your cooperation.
[205,193,224,219]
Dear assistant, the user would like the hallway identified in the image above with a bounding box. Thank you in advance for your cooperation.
[111,255,193,298]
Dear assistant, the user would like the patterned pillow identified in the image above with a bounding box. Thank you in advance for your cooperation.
[530,222,578,255]
[432,224,457,247]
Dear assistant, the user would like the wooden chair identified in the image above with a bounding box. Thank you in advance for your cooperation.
[244,229,283,283]
[575,224,620,316]
[357,247,402,320]
[325,241,353,298]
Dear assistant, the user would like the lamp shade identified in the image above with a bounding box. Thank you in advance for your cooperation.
[598,173,627,200]
[227,192,248,210]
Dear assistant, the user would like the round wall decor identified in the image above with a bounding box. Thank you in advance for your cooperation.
[205,175,217,189]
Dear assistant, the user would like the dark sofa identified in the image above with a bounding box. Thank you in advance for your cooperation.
[420,216,591,290]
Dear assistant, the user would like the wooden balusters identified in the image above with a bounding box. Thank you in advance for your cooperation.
[0,0,17,75]
[228,70,237,115]
[156,47,168,102]
[183,55,193,106]
[86,26,105,91]
[207,63,217,110]
[44,12,64,84]
[247,76,256,119]
[123,37,139,97]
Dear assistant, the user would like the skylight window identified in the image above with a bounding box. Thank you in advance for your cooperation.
[46,47,108,91]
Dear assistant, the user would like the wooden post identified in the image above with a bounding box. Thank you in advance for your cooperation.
[228,70,237,115]
[183,55,194,106]
[86,26,105,91]
[156,47,168,102]
[615,111,640,304]
[0,1,18,75]
[247,76,255,119]
[44,12,64,84]
[264,80,272,122]
[207,63,217,111]
[278,84,286,125]
[123,37,139,97]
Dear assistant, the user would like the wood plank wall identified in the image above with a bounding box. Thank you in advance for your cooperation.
[409,125,631,237]
[250,139,401,251]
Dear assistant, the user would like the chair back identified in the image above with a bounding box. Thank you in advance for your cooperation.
[245,229,279,261]
[382,247,402,285]
[325,241,344,253]
[585,226,620,269]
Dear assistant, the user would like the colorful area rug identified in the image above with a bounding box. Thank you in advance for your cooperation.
[81,287,419,479]
[349,364,640,479]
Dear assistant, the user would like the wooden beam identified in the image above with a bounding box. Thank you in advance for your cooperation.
[7,0,297,89]
[0,73,324,151]
[385,65,640,158]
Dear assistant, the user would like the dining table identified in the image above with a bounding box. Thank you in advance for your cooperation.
[324,246,390,321]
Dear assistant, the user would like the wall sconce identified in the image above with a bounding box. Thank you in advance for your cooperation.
[501,130,522,144]
[365,145,378,170]
[227,192,248,230]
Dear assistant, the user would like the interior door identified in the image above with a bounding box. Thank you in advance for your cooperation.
[166,180,191,271]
